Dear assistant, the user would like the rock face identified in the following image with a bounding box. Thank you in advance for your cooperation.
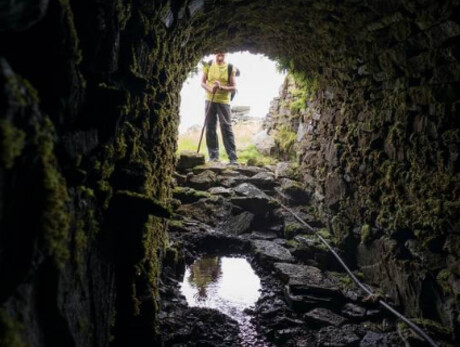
[177,151,206,171]
[0,0,459,346]
[262,6,460,333]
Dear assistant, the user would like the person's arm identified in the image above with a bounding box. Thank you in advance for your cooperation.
[219,74,236,91]
[201,71,219,93]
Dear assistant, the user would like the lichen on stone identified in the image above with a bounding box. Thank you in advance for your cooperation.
[0,119,25,169]
[35,117,71,268]
[0,309,26,347]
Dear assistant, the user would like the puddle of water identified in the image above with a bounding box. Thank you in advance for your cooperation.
[180,256,271,346]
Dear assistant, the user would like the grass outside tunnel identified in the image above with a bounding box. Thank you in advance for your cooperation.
[177,120,275,165]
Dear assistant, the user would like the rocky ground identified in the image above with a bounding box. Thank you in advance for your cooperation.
[157,153,443,347]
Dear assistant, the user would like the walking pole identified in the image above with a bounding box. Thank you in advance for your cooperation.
[197,90,216,153]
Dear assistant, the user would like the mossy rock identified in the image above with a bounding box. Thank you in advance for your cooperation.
[177,151,205,171]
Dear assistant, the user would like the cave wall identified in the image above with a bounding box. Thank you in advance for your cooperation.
[264,2,460,337]
[0,0,201,345]
[1,0,459,345]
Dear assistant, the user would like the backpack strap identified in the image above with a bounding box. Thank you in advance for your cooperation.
[228,63,233,85]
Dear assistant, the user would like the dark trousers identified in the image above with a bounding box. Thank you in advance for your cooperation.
[205,101,237,161]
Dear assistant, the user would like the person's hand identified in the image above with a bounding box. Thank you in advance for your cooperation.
[212,82,220,93]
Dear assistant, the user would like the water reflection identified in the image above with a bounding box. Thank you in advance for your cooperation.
[180,256,271,346]
[188,256,222,302]
[181,256,261,317]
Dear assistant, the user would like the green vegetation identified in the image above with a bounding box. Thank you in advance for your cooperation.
[276,63,319,103]
[328,271,356,290]
[436,269,452,295]
[173,186,214,201]
[0,309,26,347]
[275,124,297,158]
[177,133,212,158]
[284,223,303,239]
[177,127,274,165]
[237,144,274,165]
[316,228,331,239]
[35,117,71,269]
[360,224,371,244]
[0,120,25,169]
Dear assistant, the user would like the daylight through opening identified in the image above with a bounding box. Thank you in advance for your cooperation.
[178,51,286,165]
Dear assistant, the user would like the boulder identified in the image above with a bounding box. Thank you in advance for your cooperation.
[187,170,217,190]
[360,331,403,346]
[254,129,276,156]
[303,308,346,327]
[173,186,212,204]
[230,183,274,214]
[341,303,366,319]
[237,165,270,177]
[176,198,234,227]
[252,240,295,263]
[249,231,278,240]
[275,161,298,179]
[218,211,254,235]
[279,178,310,204]
[247,171,276,190]
[177,150,205,171]
[274,263,342,297]
[208,186,233,197]
[192,163,228,175]
[316,325,360,347]
[217,175,247,188]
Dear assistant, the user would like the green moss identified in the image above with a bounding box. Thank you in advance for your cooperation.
[58,0,83,64]
[275,124,297,157]
[411,318,451,337]
[237,144,274,165]
[0,119,25,169]
[316,228,331,239]
[0,309,26,347]
[35,117,71,268]
[140,216,168,316]
[20,77,40,104]
[283,162,301,180]
[173,186,212,200]
[284,223,302,239]
[328,272,356,290]
[436,269,452,295]
[6,75,27,107]
[80,186,94,199]
[360,224,371,244]
[169,219,184,228]
[330,213,351,241]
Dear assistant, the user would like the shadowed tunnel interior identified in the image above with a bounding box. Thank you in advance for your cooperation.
[0,0,459,345]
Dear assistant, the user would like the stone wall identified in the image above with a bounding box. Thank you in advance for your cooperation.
[1,0,459,345]
[265,5,460,339]
[0,0,201,345]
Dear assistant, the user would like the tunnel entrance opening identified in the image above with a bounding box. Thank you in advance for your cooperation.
[177,51,286,164]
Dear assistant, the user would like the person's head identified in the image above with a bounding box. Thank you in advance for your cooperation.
[214,52,226,64]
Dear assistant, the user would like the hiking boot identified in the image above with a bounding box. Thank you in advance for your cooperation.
[227,160,239,166]
[209,158,220,163]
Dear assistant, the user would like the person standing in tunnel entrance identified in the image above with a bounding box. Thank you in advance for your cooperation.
[200,52,238,165]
